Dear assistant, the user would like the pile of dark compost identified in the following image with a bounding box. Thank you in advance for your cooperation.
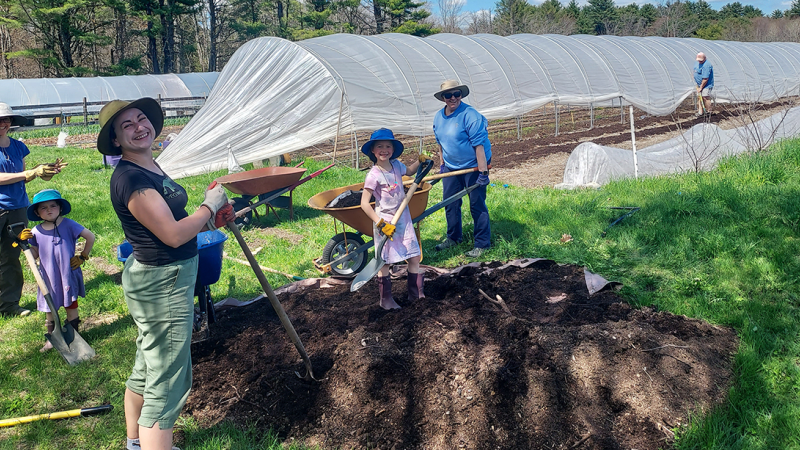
[186,261,738,450]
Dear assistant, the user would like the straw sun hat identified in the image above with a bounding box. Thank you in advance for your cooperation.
[96,97,164,156]
[0,103,28,127]
[434,80,470,101]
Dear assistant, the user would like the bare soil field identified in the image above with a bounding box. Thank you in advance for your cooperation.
[184,261,737,450]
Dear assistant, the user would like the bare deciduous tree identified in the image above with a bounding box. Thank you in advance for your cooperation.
[465,9,492,34]
[438,0,464,33]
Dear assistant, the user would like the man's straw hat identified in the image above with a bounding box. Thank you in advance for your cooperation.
[96,98,163,155]
[434,80,470,101]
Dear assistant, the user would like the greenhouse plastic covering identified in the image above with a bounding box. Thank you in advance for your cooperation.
[556,106,800,188]
[0,73,218,116]
[149,33,800,178]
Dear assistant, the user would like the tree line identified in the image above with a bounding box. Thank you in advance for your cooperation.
[2,0,800,79]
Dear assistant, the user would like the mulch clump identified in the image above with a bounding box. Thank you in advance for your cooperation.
[186,261,738,450]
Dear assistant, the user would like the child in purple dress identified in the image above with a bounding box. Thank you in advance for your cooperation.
[360,129,427,310]
[19,189,95,352]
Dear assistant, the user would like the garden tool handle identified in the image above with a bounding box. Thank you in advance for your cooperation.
[389,159,433,226]
[7,223,50,297]
[225,221,318,381]
[402,165,491,186]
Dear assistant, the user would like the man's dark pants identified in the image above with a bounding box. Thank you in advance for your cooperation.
[441,167,491,249]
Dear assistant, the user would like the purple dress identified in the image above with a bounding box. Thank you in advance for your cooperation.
[30,218,86,312]
[364,160,420,264]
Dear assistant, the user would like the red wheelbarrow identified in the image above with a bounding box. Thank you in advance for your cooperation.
[215,162,333,227]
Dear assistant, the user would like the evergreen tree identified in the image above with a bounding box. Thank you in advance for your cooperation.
[494,0,534,35]
[580,0,617,35]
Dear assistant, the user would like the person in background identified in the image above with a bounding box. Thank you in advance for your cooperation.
[18,189,95,352]
[0,102,64,317]
[694,52,714,116]
[97,97,233,450]
[360,129,427,310]
[432,80,492,258]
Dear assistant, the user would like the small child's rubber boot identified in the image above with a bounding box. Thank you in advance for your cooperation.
[41,320,55,353]
[407,272,425,301]
[68,317,81,332]
[378,276,400,310]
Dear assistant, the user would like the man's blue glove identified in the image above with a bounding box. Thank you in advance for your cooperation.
[476,173,490,186]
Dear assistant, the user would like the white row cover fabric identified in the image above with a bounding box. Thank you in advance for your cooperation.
[557,106,800,189]
[0,73,218,116]
[157,33,800,178]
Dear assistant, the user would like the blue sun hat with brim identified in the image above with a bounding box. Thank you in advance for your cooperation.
[27,189,71,221]
[361,128,404,163]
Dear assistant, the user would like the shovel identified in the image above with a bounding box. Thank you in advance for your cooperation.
[351,160,434,292]
[7,223,96,366]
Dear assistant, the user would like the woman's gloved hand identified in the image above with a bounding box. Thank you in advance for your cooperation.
[70,252,88,270]
[213,203,235,229]
[202,182,228,217]
[23,165,59,182]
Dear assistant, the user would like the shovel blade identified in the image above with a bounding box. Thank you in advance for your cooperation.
[350,257,385,292]
[46,322,96,366]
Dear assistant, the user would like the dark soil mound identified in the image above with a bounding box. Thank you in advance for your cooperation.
[186,261,738,450]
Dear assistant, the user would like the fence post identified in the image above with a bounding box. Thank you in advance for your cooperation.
[619,96,624,124]
[516,116,521,140]
[83,97,88,126]
[554,101,559,137]
[589,102,594,130]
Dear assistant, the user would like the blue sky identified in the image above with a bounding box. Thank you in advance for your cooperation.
[453,0,792,15]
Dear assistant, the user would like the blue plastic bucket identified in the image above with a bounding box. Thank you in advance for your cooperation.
[116,229,228,287]
[196,230,228,287]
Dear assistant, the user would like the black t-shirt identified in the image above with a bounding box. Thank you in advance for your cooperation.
[110,160,197,266]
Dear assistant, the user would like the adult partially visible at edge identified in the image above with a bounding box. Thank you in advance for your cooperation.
[0,102,62,317]
[97,97,231,450]
[432,80,492,259]
[694,52,714,116]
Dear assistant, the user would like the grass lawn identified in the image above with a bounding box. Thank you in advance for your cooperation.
[1,140,800,449]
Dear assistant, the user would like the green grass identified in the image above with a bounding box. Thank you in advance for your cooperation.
[2,139,800,449]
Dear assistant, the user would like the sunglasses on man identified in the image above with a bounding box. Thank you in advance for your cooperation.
[442,90,462,100]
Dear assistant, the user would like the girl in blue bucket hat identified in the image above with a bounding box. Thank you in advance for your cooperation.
[18,189,95,352]
[360,128,429,310]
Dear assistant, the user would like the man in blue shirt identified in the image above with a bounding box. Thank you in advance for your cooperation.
[432,80,492,258]
[694,52,714,116]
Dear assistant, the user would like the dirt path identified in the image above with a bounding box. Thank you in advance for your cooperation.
[185,261,737,450]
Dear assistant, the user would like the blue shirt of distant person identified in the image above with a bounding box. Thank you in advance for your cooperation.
[693,53,714,89]
[432,80,492,258]
[694,52,714,114]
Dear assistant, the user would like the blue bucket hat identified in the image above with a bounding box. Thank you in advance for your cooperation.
[27,189,71,221]
[360,128,404,163]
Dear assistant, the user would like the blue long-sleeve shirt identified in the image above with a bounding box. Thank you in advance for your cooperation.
[433,102,492,170]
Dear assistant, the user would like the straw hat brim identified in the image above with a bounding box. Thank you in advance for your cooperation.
[434,84,470,101]
[97,98,164,156]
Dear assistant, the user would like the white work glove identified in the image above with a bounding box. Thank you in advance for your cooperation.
[201,182,229,229]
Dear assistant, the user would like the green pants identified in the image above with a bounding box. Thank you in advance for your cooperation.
[123,255,198,429]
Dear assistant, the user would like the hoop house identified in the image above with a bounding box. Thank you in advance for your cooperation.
[156,34,800,178]
[0,73,218,117]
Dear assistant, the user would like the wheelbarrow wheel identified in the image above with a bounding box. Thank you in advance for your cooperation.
[322,232,367,276]
[231,197,253,228]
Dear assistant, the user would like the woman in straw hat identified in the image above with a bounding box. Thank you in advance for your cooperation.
[432,80,492,258]
[97,97,232,450]
[0,102,63,317]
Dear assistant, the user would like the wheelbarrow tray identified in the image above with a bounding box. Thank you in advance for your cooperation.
[308,179,432,235]
[215,167,307,196]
